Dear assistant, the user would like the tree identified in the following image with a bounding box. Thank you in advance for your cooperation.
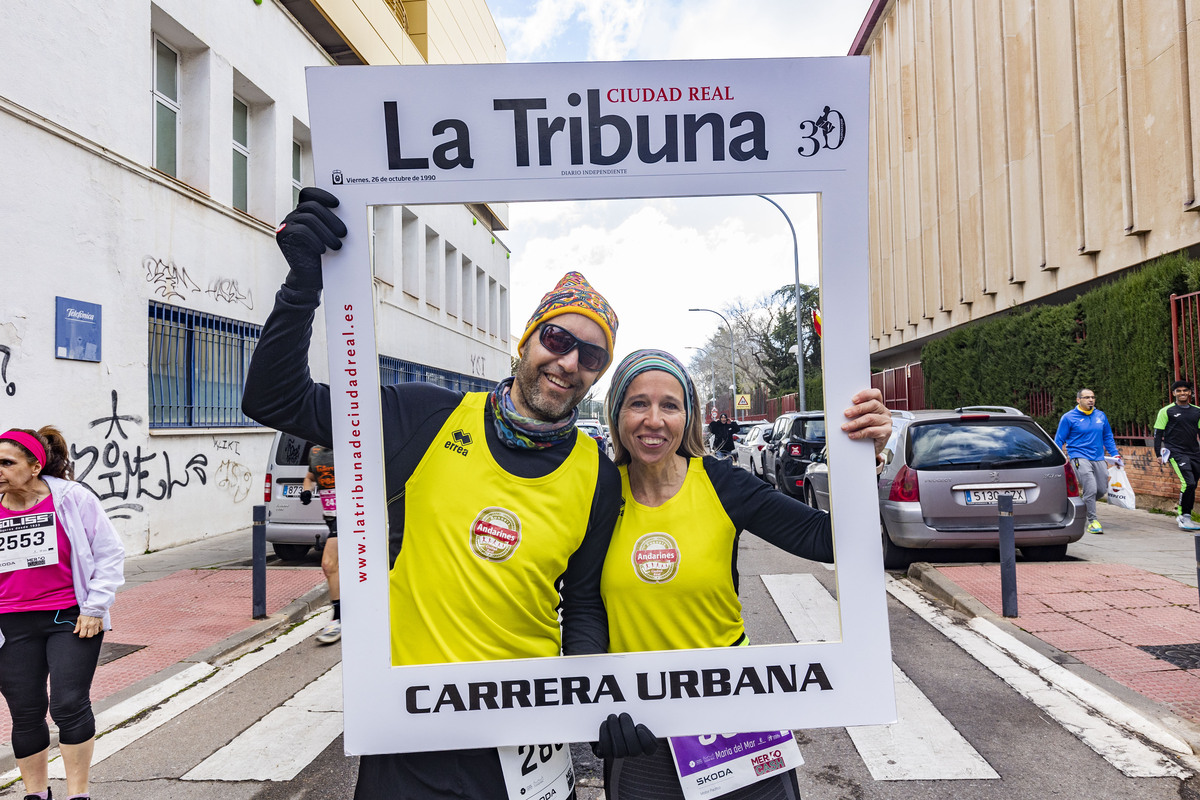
[683,283,824,409]
[766,282,822,399]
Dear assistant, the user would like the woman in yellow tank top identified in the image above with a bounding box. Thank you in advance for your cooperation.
[595,349,891,799]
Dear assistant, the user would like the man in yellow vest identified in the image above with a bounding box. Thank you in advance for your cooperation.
[243,188,635,799]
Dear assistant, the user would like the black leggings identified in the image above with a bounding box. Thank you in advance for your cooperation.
[0,607,104,758]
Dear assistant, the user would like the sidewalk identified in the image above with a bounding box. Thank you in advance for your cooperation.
[908,500,1200,753]
[0,528,329,769]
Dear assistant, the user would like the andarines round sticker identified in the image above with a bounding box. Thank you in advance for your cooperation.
[631,532,680,583]
[469,507,521,562]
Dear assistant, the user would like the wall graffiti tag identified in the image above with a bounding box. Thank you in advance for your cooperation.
[206,277,254,310]
[71,390,208,519]
[215,459,253,502]
[144,256,201,302]
[0,345,15,396]
[212,437,242,456]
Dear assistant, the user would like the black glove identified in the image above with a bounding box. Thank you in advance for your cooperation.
[593,712,657,760]
[276,187,348,291]
[299,490,312,505]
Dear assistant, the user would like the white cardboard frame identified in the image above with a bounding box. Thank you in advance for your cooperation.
[305,58,895,755]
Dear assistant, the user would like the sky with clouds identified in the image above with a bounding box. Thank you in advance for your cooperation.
[484,0,874,398]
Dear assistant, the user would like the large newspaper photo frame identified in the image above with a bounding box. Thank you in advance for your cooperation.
[306,58,896,755]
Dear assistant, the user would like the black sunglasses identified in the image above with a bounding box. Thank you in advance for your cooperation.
[539,324,610,372]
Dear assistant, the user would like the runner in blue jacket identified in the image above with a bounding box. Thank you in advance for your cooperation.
[1054,388,1120,533]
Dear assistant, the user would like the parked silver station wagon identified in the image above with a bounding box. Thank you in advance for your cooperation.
[873,407,1086,569]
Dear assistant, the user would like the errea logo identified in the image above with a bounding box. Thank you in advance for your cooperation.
[444,429,472,456]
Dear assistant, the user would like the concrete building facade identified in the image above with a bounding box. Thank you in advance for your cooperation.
[1,0,509,553]
[853,0,1200,367]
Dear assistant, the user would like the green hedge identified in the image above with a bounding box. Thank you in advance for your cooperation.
[921,254,1200,434]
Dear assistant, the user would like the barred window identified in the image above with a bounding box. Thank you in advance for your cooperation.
[148,302,261,428]
[379,355,492,394]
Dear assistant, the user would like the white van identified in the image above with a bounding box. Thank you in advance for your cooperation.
[263,431,327,560]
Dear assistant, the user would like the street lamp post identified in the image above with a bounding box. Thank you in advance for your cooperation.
[757,195,806,411]
[688,307,737,419]
[685,346,717,418]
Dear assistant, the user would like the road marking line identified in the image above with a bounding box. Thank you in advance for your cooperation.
[183,663,343,781]
[15,613,330,782]
[762,573,997,781]
[760,573,840,641]
[887,577,1197,778]
[847,665,998,781]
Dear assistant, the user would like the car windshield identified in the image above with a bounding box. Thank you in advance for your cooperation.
[578,425,601,436]
[907,420,1062,470]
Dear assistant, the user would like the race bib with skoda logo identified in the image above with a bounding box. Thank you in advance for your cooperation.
[469,507,521,562]
[0,511,59,573]
[632,532,680,583]
[319,487,337,514]
[497,743,574,800]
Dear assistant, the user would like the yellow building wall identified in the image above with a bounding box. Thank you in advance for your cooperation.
[309,0,505,66]
[861,0,1200,365]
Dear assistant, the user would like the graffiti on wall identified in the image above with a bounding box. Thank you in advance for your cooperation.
[0,345,15,397]
[215,459,253,502]
[145,254,257,311]
[144,257,202,302]
[206,277,254,310]
[212,437,242,456]
[71,390,208,519]
[470,354,486,377]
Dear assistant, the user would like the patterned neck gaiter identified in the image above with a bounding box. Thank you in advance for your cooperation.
[488,377,579,451]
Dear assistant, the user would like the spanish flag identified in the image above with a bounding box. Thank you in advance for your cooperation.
[812,308,822,338]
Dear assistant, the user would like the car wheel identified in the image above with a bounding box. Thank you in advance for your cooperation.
[805,484,818,508]
[272,543,311,561]
[1021,543,1068,561]
[881,526,913,571]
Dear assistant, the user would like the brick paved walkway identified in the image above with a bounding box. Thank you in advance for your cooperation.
[0,567,325,747]
[940,562,1200,724]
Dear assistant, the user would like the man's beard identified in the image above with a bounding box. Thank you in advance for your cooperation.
[512,358,586,422]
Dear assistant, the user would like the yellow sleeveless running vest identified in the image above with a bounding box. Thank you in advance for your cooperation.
[390,392,599,665]
[601,458,743,652]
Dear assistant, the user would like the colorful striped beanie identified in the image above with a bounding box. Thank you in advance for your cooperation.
[603,349,697,433]
[517,272,618,373]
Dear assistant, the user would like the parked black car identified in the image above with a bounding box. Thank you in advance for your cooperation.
[763,411,826,501]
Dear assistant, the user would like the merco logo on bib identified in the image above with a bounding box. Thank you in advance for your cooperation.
[631,532,680,583]
[469,507,521,562]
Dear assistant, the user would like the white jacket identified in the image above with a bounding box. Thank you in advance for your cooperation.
[0,476,126,647]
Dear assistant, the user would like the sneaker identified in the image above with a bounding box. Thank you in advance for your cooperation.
[316,620,341,644]
[1179,515,1200,531]
[1086,519,1103,534]
[23,789,51,800]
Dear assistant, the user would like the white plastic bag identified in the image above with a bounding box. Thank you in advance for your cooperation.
[1106,459,1136,510]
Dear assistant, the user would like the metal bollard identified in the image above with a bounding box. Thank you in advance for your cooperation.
[998,495,1018,617]
[252,504,266,619]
